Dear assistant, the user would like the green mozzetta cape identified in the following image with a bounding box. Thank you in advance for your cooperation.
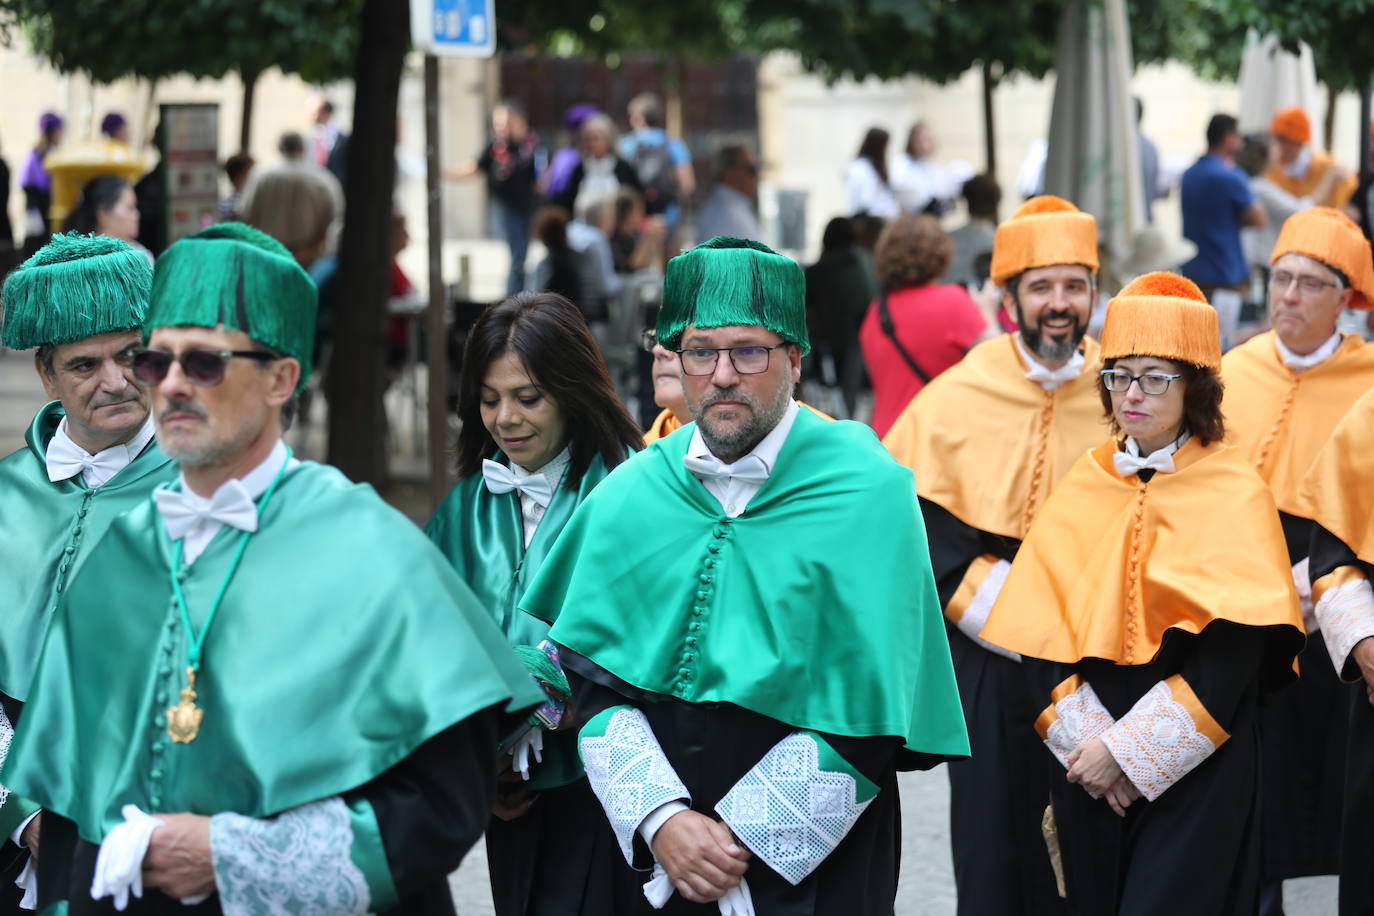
[0,401,175,701]
[4,461,543,844]
[425,451,620,789]
[521,408,970,765]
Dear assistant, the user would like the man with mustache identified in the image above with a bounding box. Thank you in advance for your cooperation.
[2,223,541,914]
[520,236,968,913]
[0,233,175,907]
[1218,207,1374,914]
[882,196,1108,916]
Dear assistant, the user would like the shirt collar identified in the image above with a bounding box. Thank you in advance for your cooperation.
[510,445,571,487]
[1284,146,1312,180]
[1013,334,1086,390]
[687,399,801,474]
[175,439,289,506]
[50,411,155,475]
[1275,331,1342,371]
[1124,432,1189,460]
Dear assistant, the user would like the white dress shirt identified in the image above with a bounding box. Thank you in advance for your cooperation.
[45,413,155,489]
[1275,331,1341,371]
[510,447,571,547]
[685,400,800,517]
[1014,335,1086,391]
[844,158,900,220]
[157,440,298,565]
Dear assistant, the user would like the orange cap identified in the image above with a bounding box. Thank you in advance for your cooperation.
[1270,107,1311,144]
[1101,272,1221,370]
[1271,207,1374,310]
[989,195,1098,286]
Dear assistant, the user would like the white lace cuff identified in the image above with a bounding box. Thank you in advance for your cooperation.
[1314,576,1374,682]
[580,706,690,866]
[1035,677,1115,770]
[1292,558,1316,632]
[957,559,1021,662]
[0,703,12,810]
[715,732,877,886]
[1100,678,1226,802]
[210,797,375,916]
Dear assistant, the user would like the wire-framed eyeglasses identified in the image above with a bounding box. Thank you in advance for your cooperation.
[1100,369,1183,396]
[1269,270,1341,297]
[676,345,783,376]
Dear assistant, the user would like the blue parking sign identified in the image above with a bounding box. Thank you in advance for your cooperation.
[410,0,495,57]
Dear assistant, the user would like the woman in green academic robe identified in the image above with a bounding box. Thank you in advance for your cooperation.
[426,290,644,915]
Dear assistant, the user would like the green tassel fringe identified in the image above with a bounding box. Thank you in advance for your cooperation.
[1,233,152,351]
[147,223,318,386]
[656,236,810,353]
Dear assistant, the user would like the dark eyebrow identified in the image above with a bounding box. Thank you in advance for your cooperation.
[62,356,98,370]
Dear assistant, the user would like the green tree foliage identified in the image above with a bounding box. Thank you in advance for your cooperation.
[1219,0,1374,91]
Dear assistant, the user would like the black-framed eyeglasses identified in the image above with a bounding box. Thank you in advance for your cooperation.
[677,345,782,376]
[1269,270,1341,296]
[132,348,279,387]
[1100,369,1182,396]
[641,329,658,353]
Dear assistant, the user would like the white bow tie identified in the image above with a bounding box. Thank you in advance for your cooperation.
[683,453,771,485]
[1112,448,1176,477]
[482,459,554,507]
[46,435,126,487]
[155,480,260,542]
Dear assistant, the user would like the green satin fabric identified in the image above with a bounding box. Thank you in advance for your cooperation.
[4,461,543,844]
[0,401,175,700]
[425,451,619,789]
[521,409,970,764]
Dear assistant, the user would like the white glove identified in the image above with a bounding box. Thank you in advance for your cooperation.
[509,728,545,781]
[91,805,162,910]
[14,857,37,909]
[641,864,756,915]
[643,864,674,908]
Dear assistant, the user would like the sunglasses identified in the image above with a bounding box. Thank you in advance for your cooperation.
[132,348,279,387]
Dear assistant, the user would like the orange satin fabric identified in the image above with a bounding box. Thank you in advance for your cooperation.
[1297,386,1374,566]
[643,408,682,444]
[981,438,1302,667]
[1221,331,1374,516]
[1265,151,1359,209]
[882,334,1107,540]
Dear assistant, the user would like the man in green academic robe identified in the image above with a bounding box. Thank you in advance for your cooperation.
[519,237,969,914]
[0,234,175,906]
[2,223,541,915]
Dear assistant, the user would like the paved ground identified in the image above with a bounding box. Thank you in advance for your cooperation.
[0,349,1338,914]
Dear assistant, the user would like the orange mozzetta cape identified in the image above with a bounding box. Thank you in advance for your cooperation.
[1297,386,1374,566]
[1221,331,1374,516]
[981,438,1303,672]
[645,402,835,445]
[1265,152,1359,209]
[883,334,1107,539]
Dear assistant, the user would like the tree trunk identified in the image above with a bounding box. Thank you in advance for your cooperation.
[1324,82,1337,152]
[981,60,998,216]
[325,0,407,486]
[239,69,259,153]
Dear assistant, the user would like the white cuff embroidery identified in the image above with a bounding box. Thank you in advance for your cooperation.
[1043,682,1115,769]
[580,708,690,866]
[0,703,13,809]
[1293,558,1315,632]
[210,797,371,916]
[715,734,872,886]
[1100,682,1215,802]
[1315,577,1374,681]
[958,559,1021,662]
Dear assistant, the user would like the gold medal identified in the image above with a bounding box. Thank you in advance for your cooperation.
[167,666,203,743]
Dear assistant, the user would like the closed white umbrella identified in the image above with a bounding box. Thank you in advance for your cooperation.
[1237,30,1320,146]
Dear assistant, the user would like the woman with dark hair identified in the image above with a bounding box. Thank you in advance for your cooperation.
[64,175,152,264]
[845,126,899,219]
[425,291,642,915]
[20,111,63,258]
[858,212,994,436]
[980,272,1304,915]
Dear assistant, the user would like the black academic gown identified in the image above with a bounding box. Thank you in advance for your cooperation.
[1308,524,1374,916]
[1025,623,1269,916]
[920,497,1066,916]
[564,651,930,916]
[29,706,504,915]
[1257,511,1347,887]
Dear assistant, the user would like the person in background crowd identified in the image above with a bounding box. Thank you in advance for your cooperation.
[277,131,306,162]
[1180,114,1267,348]
[1136,98,1167,225]
[859,213,993,437]
[641,330,693,443]
[941,174,1001,288]
[64,175,153,265]
[1267,108,1358,210]
[617,92,694,237]
[532,206,585,309]
[20,111,63,258]
[694,145,762,244]
[1234,134,1321,280]
[566,194,623,324]
[0,128,15,271]
[219,152,255,222]
[846,127,900,220]
[448,101,544,296]
[541,103,599,202]
[608,189,666,275]
[309,94,341,169]
[553,114,641,226]
[890,121,970,216]
[805,216,879,417]
[99,112,131,145]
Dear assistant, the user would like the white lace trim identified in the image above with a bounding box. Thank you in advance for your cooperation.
[1044,681,1115,769]
[1292,558,1316,633]
[1315,577,1374,681]
[210,796,372,916]
[1100,681,1216,802]
[580,707,690,866]
[715,733,873,887]
[0,704,12,809]
[957,559,1021,662]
